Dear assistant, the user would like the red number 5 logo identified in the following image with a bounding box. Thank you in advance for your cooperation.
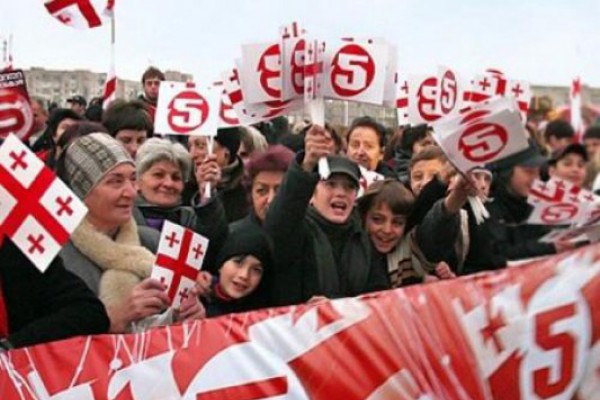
[167,91,209,134]
[457,110,508,163]
[533,304,577,398]
[330,44,375,97]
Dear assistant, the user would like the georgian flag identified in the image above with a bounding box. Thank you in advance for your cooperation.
[0,135,87,272]
[44,0,115,29]
[151,221,209,308]
[102,46,116,110]
[571,77,584,142]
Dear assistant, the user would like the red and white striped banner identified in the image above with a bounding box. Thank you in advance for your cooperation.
[1,243,599,399]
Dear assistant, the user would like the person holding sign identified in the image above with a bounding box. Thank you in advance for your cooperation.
[133,138,227,269]
[59,133,205,332]
[464,141,576,273]
[263,125,389,306]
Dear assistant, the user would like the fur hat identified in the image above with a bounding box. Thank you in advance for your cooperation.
[64,133,134,199]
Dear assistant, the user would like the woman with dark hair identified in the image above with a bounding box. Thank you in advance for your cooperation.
[102,99,153,158]
[31,108,82,165]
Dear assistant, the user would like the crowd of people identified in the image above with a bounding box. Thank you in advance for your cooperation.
[1,65,599,350]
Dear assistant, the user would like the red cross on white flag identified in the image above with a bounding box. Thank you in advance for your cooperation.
[44,0,114,29]
[151,221,209,308]
[465,70,531,121]
[0,134,87,272]
[571,77,584,142]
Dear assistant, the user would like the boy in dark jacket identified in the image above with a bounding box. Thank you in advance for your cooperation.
[264,125,389,306]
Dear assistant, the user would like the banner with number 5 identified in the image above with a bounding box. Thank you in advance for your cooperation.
[321,40,389,105]
[154,81,220,137]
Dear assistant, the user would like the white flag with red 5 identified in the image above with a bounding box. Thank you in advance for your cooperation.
[280,22,306,101]
[151,221,209,308]
[239,43,283,104]
[0,134,87,272]
[154,81,220,137]
[432,97,529,173]
[321,40,389,105]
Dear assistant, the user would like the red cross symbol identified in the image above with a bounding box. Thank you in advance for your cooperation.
[156,229,202,303]
[478,77,491,92]
[583,193,595,202]
[165,231,180,247]
[178,287,190,302]
[27,234,46,254]
[400,80,409,94]
[511,83,524,97]
[57,13,72,24]
[56,196,74,217]
[192,243,204,260]
[9,150,28,171]
[480,302,506,353]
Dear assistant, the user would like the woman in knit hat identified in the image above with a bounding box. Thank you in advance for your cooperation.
[59,133,205,333]
[198,225,273,317]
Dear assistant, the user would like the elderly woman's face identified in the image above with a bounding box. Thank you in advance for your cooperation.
[84,163,137,234]
[251,170,285,222]
[138,160,184,207]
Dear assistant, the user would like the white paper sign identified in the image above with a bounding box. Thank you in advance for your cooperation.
[155,82,220,137]
[432,97,529,173]
[321,40,389,105]
[239,42,282,104]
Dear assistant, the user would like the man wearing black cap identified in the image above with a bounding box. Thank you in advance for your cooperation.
[263,125,388,306]
[66,95,87,117]
[464,140,575,274]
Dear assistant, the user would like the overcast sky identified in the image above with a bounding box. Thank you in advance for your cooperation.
[2,0,599,87]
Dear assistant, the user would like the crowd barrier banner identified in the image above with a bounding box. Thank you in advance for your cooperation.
[0,243,599,399]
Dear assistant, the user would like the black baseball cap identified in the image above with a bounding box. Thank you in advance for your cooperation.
[66,95,87,107]
[324,155,361,186]
[548,143,588,165]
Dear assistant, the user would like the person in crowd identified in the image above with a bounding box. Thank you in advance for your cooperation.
[464,140,576,274]
[357,179,467,288]
[232,145,295,232]
[583,125,600,160]
[134,138,228,271]
[263,125,389,306]
[66,95,87,117]
[184,128,248,223]
[544,119,574,153]
[29,96,48,146]
[345,116,395,177]
[405,146,473,273]
[471,167,493,199]
[391,124,436,183]
[0,238,110,349]
[59,133,205,333]
[31,108,82,165]
[196,225,273,317]
[85,97,104,122]
[102,99,153,158]
[138,66,165,122]
[548,143,588,188]
[53,121,108,169]
[238,126,268,165]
